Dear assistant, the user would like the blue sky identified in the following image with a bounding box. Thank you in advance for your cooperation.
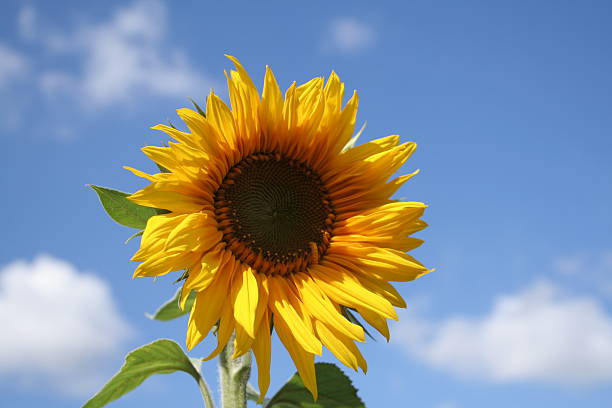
[1,0,611,407]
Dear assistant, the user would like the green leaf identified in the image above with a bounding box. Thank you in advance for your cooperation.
[146,287,196,321]
[266,363,365,408]
[82,339,201,408]
[88,185,157,229]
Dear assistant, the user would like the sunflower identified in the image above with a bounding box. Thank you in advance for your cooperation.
[126,56,430,400]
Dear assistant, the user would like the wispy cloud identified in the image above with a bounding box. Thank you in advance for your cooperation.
[0,255,132,396]
[0,43,30,130]
[40,0,214,108]
[393,281,612,386]
[434,403,460,408]
[17,4,37,41]
[554,249,612,297]
[323,17,377,54]
[0,43,28,87]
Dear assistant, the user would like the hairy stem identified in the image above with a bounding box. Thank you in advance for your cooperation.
[219,333,252,408]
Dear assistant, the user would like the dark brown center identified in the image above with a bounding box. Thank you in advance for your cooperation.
[213,152,335,275]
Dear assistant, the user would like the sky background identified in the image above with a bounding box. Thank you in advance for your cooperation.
[1,0,611,407]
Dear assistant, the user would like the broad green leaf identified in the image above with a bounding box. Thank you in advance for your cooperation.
[82,339,201,408]
[146,287,196,321]
[266,363,365,408]
[88,185,157,229]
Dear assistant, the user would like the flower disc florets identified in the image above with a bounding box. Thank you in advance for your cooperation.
[214,152,334,276]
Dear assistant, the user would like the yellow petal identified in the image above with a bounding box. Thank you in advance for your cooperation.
[181,246,230,304]
[133,251,198,278]
[268,277,322,355]
[330,245,431,282]
[232,265,259,338]
[206,92,237,150]
[225,55,260,142]
[356,307,390,341]
[259,66,283,147]
[252,311,272,403]
[323,71,344,122]
[186,264,233,350]
[176,108,219,153]
[283,82,298,132]
[233,323,254,358]
[132,214,187,261]
[203,298,235,360]
[225,55,260,106]
[128,185,208,213]
[164,212,222,253]
[274,311,318,400]
[123,166,158,182]
[151,124,207,152]
[293,273,364,342]
[314,321,365,371]
[309,263,397,320]
[340,134,399,162]
[327,91,358,155]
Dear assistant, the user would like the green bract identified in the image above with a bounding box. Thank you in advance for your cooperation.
[88,185,157,229]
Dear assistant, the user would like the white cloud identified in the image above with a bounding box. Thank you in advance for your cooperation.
[41,0,214,107]
[394,281,612,386]
[18,4,37,41]
[0,43,28,87]
[0,255,132,396]
[324,17,376,54]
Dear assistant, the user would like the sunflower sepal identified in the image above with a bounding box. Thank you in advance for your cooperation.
[124,230,143,244]
[246,383,271,405]
[341,306,376,341]
[189,97,207,117]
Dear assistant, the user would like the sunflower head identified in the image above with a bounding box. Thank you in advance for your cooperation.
[126,56,431,400]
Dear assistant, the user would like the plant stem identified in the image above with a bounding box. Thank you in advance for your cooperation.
[197,373,215,408]
[219,333,252,408]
